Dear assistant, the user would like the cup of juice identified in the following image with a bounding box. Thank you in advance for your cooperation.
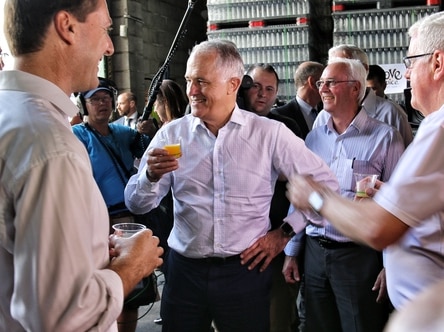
[354,173,379,198]
[161,136,182,158]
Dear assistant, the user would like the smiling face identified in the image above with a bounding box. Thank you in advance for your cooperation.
[318,62,360,118]
[74,0,114,92]
[185,50,238,126]
[245,67,278,116]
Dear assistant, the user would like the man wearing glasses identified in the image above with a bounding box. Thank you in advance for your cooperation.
[284,57,404,332]
[314,44,413,148]
[286,11,444,317]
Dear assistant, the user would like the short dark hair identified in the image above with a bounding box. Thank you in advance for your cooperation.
[367,65,387,85]
[246,63,280,88]
[4,0,99,56]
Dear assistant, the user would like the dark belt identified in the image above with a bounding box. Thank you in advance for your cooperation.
[189,254,241,264]
[310,236,358,249]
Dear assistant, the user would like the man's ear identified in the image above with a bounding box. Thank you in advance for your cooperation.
[228,77,241,95]
[433,51,444,81]
[307,76,318,90]
[353,81,361,96]
[53,10,76,45]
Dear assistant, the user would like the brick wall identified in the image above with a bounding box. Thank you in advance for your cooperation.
[109,0,208,113]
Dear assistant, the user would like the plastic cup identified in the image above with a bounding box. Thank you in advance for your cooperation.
[161,136,182,158]
[354,173,379,198]
[112,222,146,238]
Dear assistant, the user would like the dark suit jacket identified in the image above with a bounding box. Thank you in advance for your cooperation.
[272,98,310,139]
[265,112,302,230]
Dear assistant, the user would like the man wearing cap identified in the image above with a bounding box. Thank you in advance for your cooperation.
[73,85,152,332]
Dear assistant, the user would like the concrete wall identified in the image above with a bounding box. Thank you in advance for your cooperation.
[108,0,208,114]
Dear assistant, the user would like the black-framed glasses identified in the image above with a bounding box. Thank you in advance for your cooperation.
[0,51,9,59]
[86,96,112,105]
[315,80,357,89]
[403,53,433,69]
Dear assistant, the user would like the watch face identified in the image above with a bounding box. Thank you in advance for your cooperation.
[280,222,294,236]
[309,191,324,212]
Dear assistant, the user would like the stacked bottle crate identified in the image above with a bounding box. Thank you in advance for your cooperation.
[207,0,332,103]
[332,0,440,102]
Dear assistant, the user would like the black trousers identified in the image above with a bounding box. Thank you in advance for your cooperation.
[161,250,273,332]
[304,236,389,332]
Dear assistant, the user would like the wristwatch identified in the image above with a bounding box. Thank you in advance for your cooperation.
[280,222,296,237]
[308,191,324,213]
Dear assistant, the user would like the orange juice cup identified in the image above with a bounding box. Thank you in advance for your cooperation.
[354,173,379,198]
[164,143,181,158]
[161,136,182,158]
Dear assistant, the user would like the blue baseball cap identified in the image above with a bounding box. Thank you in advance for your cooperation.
[83,87,113,99]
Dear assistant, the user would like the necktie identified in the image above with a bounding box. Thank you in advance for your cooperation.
[126,118,133,128]
[310,108,318,122]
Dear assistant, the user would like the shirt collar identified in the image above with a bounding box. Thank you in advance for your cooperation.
[325,107,368,135]
[296,95,312,116]
[0,70,79,118]
[190,103,244,133]
[125,111,138,121]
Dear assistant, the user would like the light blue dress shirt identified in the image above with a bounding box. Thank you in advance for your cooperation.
[306,108,405,241]
[314,88,413,147]
[125,106,339,258]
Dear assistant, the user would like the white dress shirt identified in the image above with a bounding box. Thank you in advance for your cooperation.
[0,71,122,331]
[374,104,444,309]
[125,106,339,258]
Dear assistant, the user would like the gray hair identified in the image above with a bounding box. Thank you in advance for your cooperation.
[408,11,444,53]
[328,57,367,102]
[189,40,244,80]
[328,44,369,72]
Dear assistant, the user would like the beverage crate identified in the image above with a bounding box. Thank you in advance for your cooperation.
[208,25,321,102]
[208,24,312,48]
[333,5,439,32]
[332,0,440,11]
[275,63,301,102]
[207,0,310,23]
[332,5,439,65]
[206,0,333,102]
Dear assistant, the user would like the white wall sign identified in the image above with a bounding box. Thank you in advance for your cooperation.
[378,63,407,95]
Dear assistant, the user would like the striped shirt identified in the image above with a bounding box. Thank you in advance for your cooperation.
[305,108,405,241]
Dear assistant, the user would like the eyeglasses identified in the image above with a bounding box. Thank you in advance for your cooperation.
[86,96,112,105]
[0,51,9,59]
[315,80,357,89]
[403,53,433,69]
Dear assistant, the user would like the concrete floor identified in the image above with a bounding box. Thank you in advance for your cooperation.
[134,270,164,332]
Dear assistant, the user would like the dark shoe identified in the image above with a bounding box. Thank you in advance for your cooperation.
[154,317,163,325]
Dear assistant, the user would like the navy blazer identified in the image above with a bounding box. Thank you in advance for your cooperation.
[272,98,310,139]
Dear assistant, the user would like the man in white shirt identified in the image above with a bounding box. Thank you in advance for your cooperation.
[125,39,339,332]
[0,1,163,331]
